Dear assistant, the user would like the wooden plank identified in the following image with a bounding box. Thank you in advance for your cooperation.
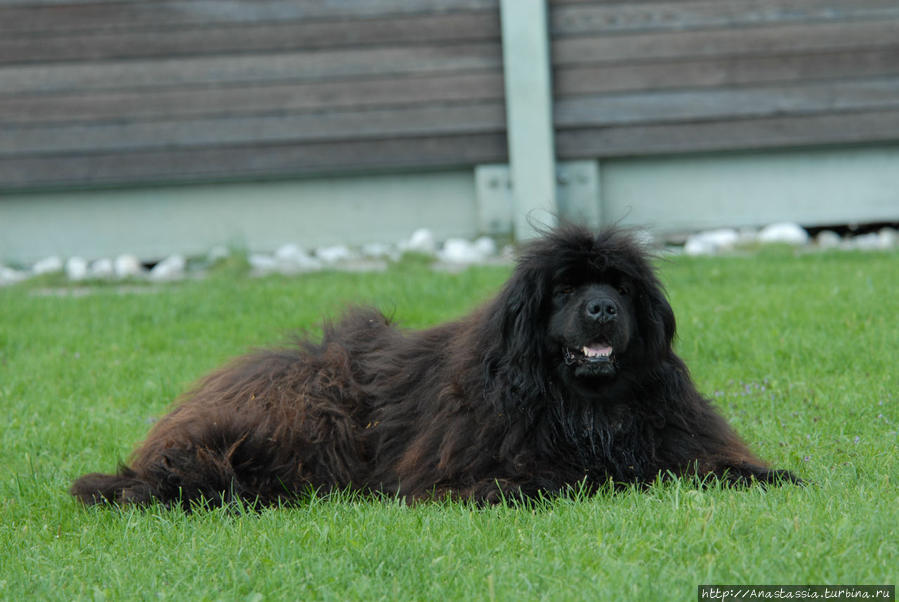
[551,0,899,36]
[19,0,894,39]
[0,44,503,95]
[554,47,899,97]
[553,77,899,129]
[7,49,892,126]
[0,133,509,191]
[555,109,899,159]
[552,20,899,66]
[549,0,734,4]
[0,0,499,33]
[1,102,507,155]
[0,0,132,4]
[0,72,504,125]
[0,12,501,64]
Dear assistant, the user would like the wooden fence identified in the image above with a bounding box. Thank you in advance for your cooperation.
[551,0,899,159]
[1,0,898,257]
[0,0,507,189]
[2,1,899,192]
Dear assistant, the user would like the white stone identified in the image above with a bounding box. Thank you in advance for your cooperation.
[877,227,898,249]
[473,236,497,257]
[704,228,739,248]
[65,257,89,281]
[273,244,299,261]
[150,254,186,280]
[815,230,841,249]
[0,265,28,286]
[114,254,144,278]
[684,237,714,256]
[89,258,114,279]
[406,228,437,255]
[758,222,809,245]
[32,256,63,275]
[852,233,882,251]
[316,245,352,264]
[439,238,487,264]
[683,229,739,255]
[275,244,321,272]
[248,254,277,273]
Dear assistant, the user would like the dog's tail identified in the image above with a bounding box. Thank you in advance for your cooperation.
[70,466,155,506]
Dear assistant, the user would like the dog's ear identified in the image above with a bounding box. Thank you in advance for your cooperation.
[640,280,676,359]
[500,266,546,359]
[481,255,551,405]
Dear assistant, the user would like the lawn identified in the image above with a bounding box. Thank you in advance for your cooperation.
[1,248,896,600]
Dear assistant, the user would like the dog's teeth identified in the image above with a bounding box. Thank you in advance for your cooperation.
[583,344,612,358]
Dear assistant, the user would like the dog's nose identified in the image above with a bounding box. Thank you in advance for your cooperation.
[585,297,618,323]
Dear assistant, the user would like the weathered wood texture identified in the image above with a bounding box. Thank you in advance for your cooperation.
[3,0,899,190]
[549,0,899,159]
[0,0,505,190]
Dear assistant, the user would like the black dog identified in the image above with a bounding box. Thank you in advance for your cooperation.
[72,226,799,507]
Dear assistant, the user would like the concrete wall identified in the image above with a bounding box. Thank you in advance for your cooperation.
[3,145,898,263]
[0,171,476,262]
[602,145,899,234]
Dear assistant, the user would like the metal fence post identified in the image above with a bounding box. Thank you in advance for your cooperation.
[499,0,558,239]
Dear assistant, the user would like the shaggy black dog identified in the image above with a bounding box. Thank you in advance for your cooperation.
[72,226,799,508]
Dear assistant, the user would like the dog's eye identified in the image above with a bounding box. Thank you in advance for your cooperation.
[554,286,574,298]
[617,284,630,296]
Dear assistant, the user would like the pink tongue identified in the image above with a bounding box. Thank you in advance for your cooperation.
[584,344,612,357]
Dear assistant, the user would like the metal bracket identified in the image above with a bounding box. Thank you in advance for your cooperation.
[474,164,515,236]
[556,160,601,230]
[475,160,601,237]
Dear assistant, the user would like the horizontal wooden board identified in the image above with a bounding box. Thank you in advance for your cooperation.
[2,102,507,155]
[1,0,499,33]
[0,72,504,125]
[0,133,508,191]
[554,77,899,128]
[554,47,899,97]
[7,50,894,126]
[0,12,501,64]
[25,73,879,155]
[0,43,503,95]
[552,20,899,66]
[556,109,899,159]
[551,0,899,36]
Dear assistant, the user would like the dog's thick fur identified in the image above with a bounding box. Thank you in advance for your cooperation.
[72,226,799,508]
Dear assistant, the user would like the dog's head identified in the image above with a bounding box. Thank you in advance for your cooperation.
[486,225,675,397]
[550,278,634,380]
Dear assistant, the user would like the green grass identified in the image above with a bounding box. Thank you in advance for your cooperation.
[1,249,896,600]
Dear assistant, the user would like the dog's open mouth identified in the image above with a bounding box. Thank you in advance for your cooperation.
[564,342,618,378]
[564,343,613,365]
